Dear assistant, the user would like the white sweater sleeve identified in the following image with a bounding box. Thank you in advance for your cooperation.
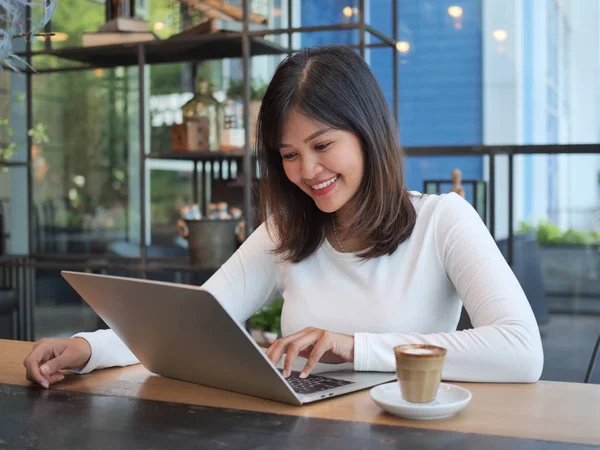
[354,193,544,382]
[71,223,281,374]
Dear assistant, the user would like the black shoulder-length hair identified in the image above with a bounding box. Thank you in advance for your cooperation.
[256,45,416,263]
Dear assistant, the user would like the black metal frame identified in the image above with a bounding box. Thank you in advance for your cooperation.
[423,179,487,224]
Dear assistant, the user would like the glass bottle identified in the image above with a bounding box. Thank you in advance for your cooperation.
[220,98,244,151]
[182,80,221,151]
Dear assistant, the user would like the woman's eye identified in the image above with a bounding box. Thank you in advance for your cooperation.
[315,142,331,151]
[282,153,297,161]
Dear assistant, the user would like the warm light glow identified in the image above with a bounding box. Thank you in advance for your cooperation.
[352,7,359,14]
[35,31,69,42]
[493,29,508,42]
[272,8,282,17]
[396,41,410,53]
[447,6,463,18]
[153,22,165,31]
[343,6,353,17]
[94,69,104,77]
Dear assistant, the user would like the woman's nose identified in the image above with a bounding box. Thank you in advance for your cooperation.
[300,154,322,180]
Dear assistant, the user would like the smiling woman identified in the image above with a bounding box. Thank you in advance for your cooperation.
[24,45,543,388]
[256,46,416,262]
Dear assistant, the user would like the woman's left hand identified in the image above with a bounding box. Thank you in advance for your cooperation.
[265,327,354,379]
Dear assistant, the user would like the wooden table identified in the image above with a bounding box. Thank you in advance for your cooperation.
[2,339,600,449]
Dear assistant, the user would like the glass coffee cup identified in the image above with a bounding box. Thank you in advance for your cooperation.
[394,344,447,403]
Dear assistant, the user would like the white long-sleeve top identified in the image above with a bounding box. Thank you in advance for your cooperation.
[73,193,543,382]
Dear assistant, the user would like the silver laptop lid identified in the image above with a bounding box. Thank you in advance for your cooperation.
[61,271,302,405]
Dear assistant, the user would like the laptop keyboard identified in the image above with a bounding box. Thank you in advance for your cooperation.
[279,370,354,395]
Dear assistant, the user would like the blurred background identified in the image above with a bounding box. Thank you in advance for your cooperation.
[1,0,599,384]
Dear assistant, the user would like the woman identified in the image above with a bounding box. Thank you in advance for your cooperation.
[24,46,543,389]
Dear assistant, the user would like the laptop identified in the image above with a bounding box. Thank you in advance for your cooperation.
[61,271,396,405]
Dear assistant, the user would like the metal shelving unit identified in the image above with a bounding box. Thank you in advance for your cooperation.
[14,0,401,267]
[5,0,402,340]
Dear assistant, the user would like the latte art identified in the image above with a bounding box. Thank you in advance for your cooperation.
[402,348,437,355]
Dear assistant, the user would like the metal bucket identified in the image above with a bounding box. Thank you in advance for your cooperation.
[182,219,240,268]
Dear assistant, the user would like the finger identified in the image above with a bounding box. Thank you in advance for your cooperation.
[283,330,322,378]
[47,372,66,386]
[25,370,49,388]
[24,348,53,389]
[265,327,312,360]
[297,346,314,359]
[24,363,49,388]
[300,336,332,378]
[266,328,314,365]
[40,353,70,377]
[40,345,72,377]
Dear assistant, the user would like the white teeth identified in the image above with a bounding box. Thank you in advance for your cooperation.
[310,175,338,190]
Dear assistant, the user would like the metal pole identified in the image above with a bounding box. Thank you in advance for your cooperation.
[23,263,31,341]
[25,4,35,340]
[44,0,52,51]
[359,0,366,58]
[25,5,33,260]
[364,24,397,47]
[15,263,24,340]
[392,0,398,124]
[242,0,254,234]
[243,0,253,333]
[106,0,113,22]
[137,44,147,267]
[508,152,514,266]
[193,161,198,204]
[287,0,293,56]
[28,265,36,340]
[489,152,495,239]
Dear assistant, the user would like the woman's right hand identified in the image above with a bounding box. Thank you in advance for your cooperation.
[23,337,92,388]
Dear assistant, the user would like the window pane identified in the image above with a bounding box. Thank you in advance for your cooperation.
[31,69,135,255]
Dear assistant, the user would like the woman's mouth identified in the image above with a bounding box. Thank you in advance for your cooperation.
[309,175,339,196]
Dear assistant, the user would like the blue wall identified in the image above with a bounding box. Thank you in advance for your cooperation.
[301,0,484,192]
[300,1,357,47]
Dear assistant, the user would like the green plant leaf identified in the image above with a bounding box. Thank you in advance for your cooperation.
[250,297,283,333]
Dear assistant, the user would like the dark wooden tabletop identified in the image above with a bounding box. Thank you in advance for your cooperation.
[1,383,596,450]
[3,340,600,448]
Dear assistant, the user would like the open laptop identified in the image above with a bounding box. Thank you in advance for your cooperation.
[61,271,396,405]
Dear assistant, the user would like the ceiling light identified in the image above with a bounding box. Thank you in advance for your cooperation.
[448,6,463,18]
[396,41,410,53]
[493,29,508,41]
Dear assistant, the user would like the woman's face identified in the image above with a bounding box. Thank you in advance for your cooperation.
[278,108,365,218]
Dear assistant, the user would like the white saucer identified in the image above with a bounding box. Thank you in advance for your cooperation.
[370,382,472,421]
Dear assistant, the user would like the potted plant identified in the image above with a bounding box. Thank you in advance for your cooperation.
[519,220,600,313]
[250,297,283,346]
